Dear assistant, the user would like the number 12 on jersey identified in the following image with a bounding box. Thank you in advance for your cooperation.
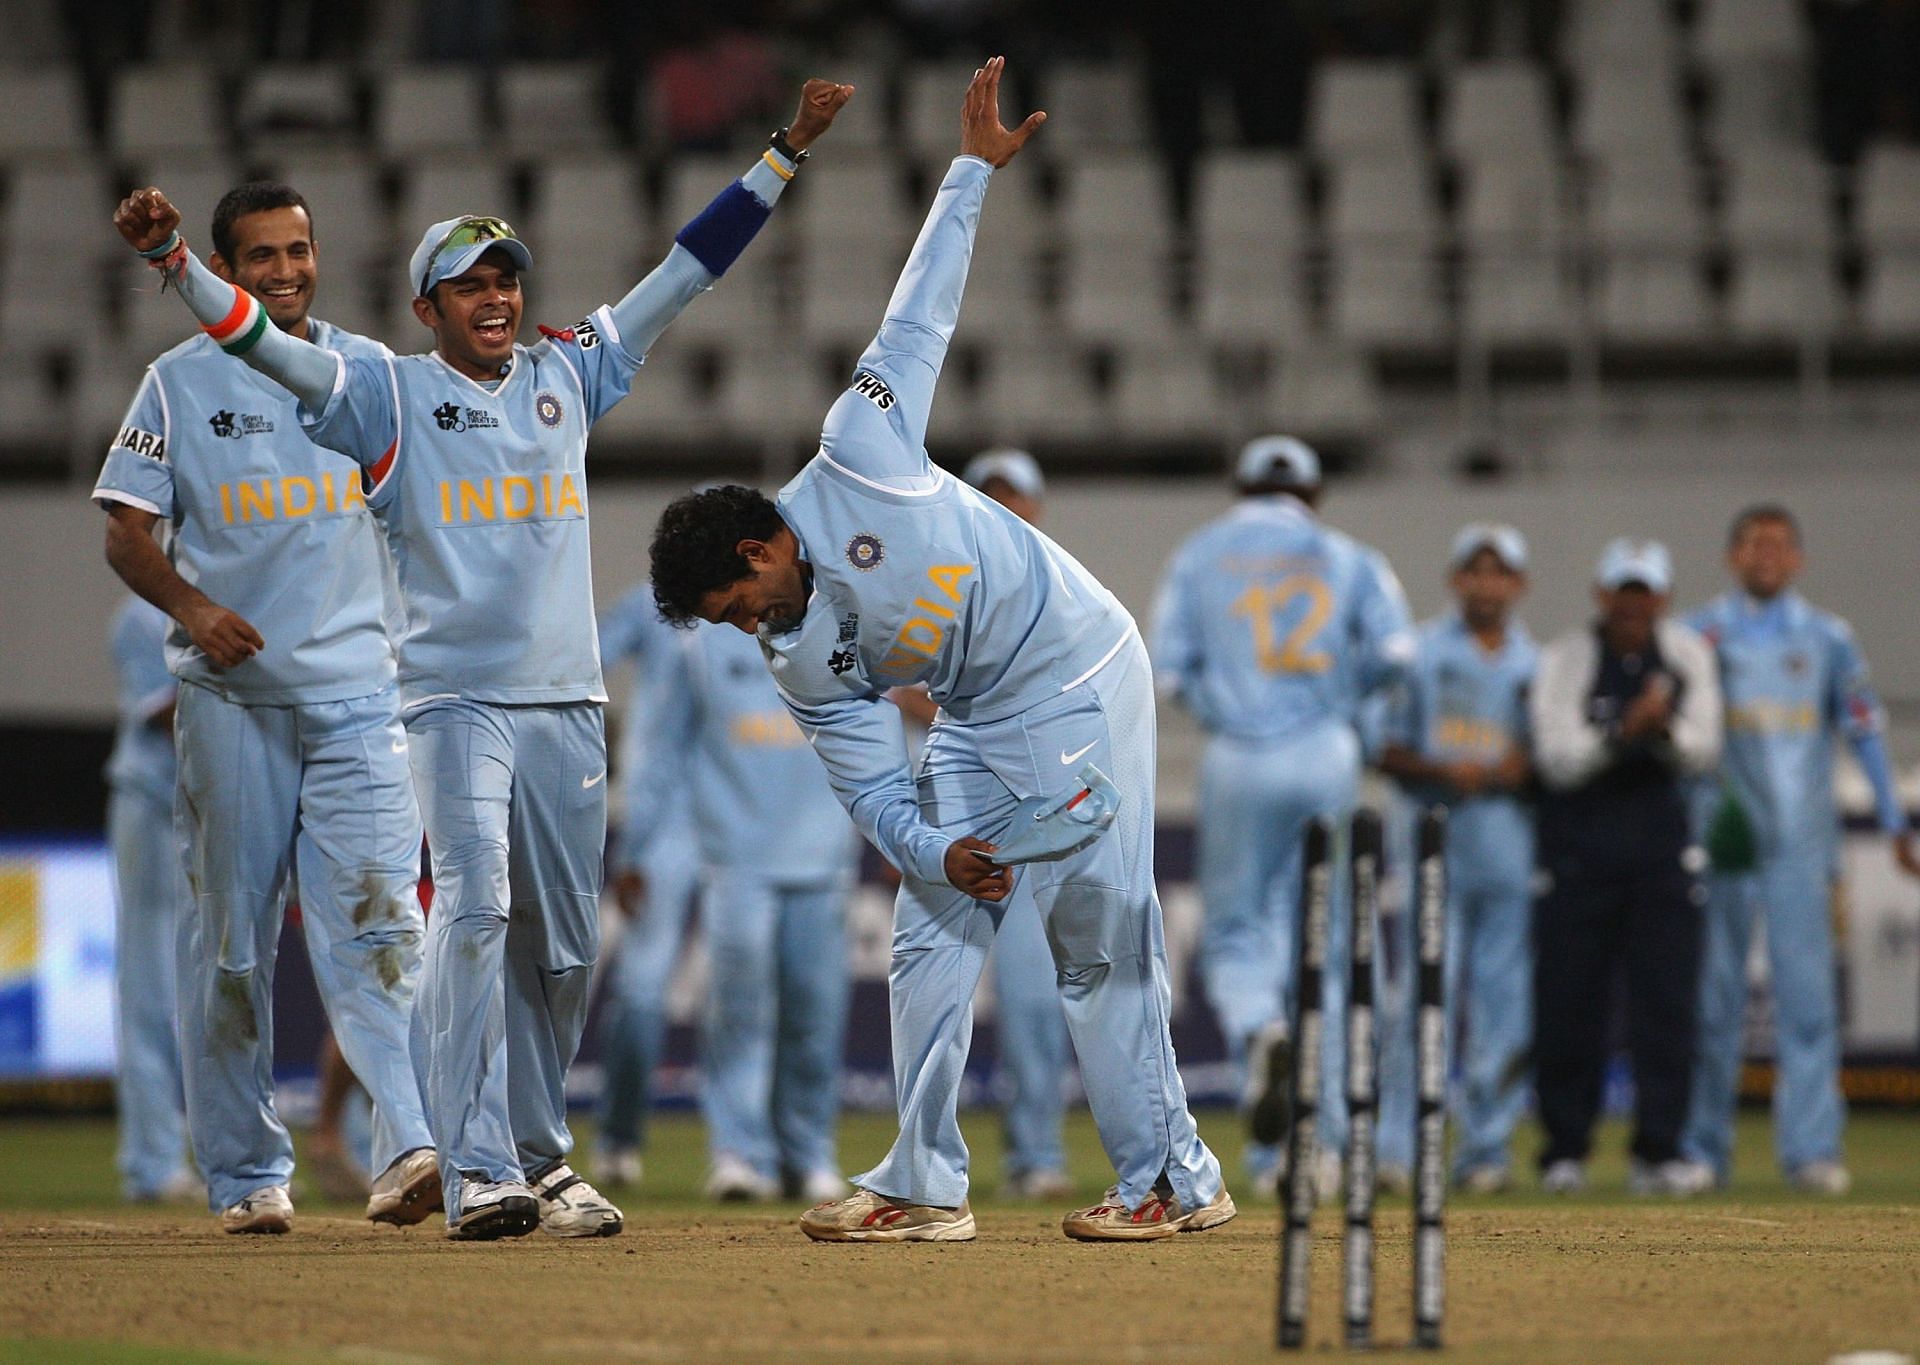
[1232,575,1333,675]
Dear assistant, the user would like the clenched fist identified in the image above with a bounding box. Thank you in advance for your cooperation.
[786,79,856,153]
[115,187,181,253]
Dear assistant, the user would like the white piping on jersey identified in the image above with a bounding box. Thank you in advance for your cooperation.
[431,348,524,401]
[594,305,624,349]
[401,692,461,712]
[816,448,944,497]
[1061,626,1136,693]
[148,367,173,449]
[98,490,164,517]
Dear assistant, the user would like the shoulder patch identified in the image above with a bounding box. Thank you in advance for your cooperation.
[850,371,895,411]
[112,425,166,462]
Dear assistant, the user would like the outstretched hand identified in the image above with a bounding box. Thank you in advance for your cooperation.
[787,79,856,153]
[960,56,1045,168]
[115,187,181,253]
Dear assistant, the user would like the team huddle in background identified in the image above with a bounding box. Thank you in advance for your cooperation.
[93,60,1911,1247]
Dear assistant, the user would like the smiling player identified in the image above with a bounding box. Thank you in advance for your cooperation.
[648,59,1232,1243]
[114,79,853,1239]
[95,182,436,1235]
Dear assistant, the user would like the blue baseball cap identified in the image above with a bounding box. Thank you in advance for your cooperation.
[408,215,534,298]
[1450,523,1528,572]
[963,447,1045,500]
[1235,435,1321,491]
[1596,538,1673,592]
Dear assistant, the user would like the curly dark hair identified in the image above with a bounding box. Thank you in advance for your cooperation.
[649,484,787,626]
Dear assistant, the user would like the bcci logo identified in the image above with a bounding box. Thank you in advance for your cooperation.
[433,401,466,432]
[535,391,564,428]
[846,534,884,571]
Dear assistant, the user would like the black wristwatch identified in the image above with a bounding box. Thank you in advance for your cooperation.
[769,126,809,165]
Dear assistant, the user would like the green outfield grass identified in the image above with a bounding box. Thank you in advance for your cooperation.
[0,1107,1914,1364]
[0,1105,1914,1212]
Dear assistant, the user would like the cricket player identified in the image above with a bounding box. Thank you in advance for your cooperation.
[592,585,704,1190]
[648,59,1233,1243]
[96,182,436,1234]
[890,446,1074,1199]
[104,595,193,1204]
[627,612,859,1203]
[113,78,852,1239]
[1151,434,1415,1196]
[1374,525,1538,1194]
[1679,506,1918,1194]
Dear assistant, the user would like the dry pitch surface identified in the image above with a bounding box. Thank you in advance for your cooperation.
[1,1111,1915,1364]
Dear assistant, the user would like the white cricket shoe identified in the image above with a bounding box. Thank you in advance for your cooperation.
[445,1175,539,1241]
[1062,1183,1237,1242]
[1629,1158,1712,1198]
[365,1147,441,1226]
[1787,1161,1852,1196]
[533,1163,624,1237]
[597,1145,643,1189]
[1453,1164,1512,1196]
[706,1153,779,1203]
[222,1184,293,1235]
[801,1189,976,1242]
[1540,1159,1587,1194]
[798,1169,851,1204]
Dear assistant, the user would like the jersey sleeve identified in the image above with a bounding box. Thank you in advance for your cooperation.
[1148,550,1202,705]
[545,306,644,428]
[616,631,698,866]
[775,686,951,886]
[1352,549,1418,695]
[92,370,175,518]
[1827,618,1907,833]
[301,353,400,475]
[817,156,993,486]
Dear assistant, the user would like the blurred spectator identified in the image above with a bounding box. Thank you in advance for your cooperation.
[1375,524,1538,1196]
[647,28,785,149]
[1529,540,1721,1197]
[1678,506,1920,1196]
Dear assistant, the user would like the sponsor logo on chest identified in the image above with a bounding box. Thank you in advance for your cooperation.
[209,409,276,439]
[432,401,501,432]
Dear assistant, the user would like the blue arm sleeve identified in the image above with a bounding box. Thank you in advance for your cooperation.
[161,249,341,412]
[778,689,951,886]
[818,156,993,482]
[1831,625,1907,833]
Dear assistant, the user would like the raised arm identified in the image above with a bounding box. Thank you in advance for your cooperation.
[819,57,1044,478]
[114,189,339,414]
[609,79,853,359]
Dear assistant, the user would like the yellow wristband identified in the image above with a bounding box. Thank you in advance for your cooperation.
[761,148,796,182]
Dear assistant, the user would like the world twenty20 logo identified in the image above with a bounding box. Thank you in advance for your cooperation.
[432,401,466,432]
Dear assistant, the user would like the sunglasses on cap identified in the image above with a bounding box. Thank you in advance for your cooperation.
[419,216,520,297]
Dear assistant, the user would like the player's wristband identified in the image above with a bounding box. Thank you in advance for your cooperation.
[138,231,183,260]
[769,126,808,166]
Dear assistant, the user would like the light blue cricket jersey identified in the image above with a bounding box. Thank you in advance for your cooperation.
[1383,612,1538,851]
[634,620,857,884]
[104,596,178,804]
[1688,590,1904,851]
[92,322,397,704]
[304,306,641,708]
[760,156,1135,885]
[1150,496,1415,742]
[601,582,697,868]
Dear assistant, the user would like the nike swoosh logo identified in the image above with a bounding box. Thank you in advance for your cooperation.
[1060,741,1097,766]
[391,739,408,753]
[582,770,607,789]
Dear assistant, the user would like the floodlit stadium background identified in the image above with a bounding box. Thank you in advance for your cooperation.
[0,0,1915,1104]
